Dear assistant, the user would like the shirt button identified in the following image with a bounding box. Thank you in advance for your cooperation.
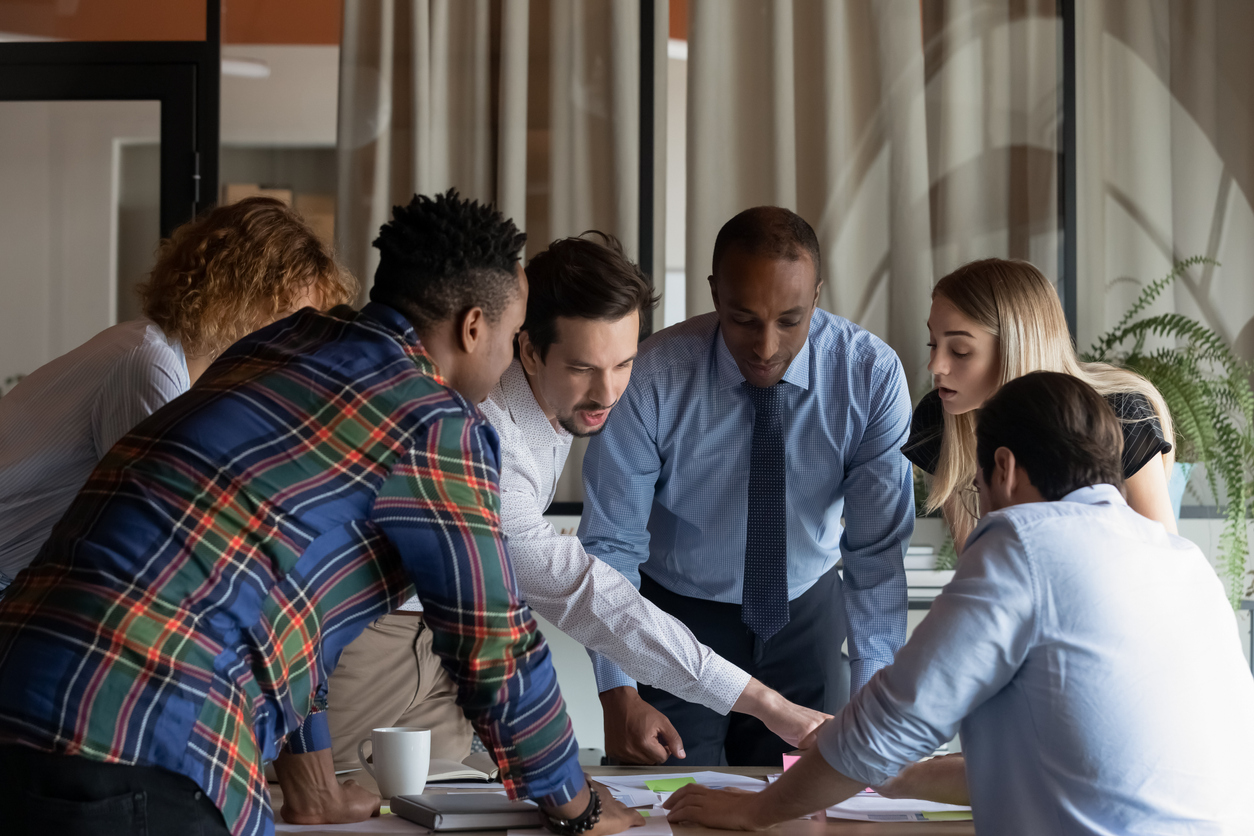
[194,791,204,801]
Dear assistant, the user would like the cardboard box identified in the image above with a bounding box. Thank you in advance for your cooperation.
[222,183,293,206]
[294,193,335,247]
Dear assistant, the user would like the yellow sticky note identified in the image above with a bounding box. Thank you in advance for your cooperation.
[645,777,696,792]
[921,811,973,821]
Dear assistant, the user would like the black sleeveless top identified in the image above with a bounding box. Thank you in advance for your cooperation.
[901,388,1172,478]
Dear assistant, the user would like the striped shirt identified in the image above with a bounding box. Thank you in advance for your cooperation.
[0,303,582,836]
[0,319,189,580]
[580,310,914,695]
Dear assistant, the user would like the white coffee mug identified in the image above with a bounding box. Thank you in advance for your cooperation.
[357,726,431,799]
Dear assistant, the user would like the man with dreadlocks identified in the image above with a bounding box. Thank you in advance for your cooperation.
[0,191,641,836]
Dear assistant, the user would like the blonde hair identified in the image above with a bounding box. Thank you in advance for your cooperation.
[139,197,357,358]
[926,258,1175,546]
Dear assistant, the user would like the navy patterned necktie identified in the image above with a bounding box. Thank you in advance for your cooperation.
[742,381,789,641]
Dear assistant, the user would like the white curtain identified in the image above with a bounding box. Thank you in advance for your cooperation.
[684,0,1254,393]
[685,0,1061,395]
[335,0,666,501]
[1076,0,1254,361]
[335,0,660,288]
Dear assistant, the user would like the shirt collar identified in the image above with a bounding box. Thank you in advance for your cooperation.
[1059,483,1127,507]
[360,302,446,386]
[500,359,569,446]
[714,322,812,391]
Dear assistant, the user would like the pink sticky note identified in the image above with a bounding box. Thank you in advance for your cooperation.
[782,753,800,771]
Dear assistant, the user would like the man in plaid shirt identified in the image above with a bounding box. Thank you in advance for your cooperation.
[0,192,639,836]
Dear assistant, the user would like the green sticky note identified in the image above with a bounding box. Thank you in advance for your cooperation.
[639,810,651,818]
[921,811,973,821]
[379,805,391,815]
[644,776,696,792]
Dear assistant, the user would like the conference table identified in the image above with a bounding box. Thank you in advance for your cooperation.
[270,765,976,836]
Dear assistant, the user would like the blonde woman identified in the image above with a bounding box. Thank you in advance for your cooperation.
[0,197,356,590]
[903,258,1176,549]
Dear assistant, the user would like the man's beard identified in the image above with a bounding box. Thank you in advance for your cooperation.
[556,401,614,438]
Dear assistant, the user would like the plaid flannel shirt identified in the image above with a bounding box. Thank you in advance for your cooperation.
[0,303,583,836]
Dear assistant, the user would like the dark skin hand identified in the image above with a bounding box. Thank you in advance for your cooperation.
[274,748,381,824]
[571,779,647,835]
[600,685,686,764]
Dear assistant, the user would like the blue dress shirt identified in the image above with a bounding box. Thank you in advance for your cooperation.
[579,310,914,694]
[820,485,1254,834]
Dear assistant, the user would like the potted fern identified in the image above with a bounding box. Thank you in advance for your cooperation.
[1081,257,1254,606]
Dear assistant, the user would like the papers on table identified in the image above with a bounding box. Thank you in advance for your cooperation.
[825,792,972,822]
[596,770,766,795]
[609,790,665,808]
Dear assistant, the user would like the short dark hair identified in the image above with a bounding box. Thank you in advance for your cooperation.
[370,189,527,332]
[522,232,659,360]
[976,371,1124,500]
[711,206,822,284]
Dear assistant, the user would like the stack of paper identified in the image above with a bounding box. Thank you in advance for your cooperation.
[904,545,937,570]
[595,770,766,798]
[826,791,972,822]
[906,569,956,602]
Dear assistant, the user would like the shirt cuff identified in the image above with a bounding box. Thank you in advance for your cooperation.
[286,710,332,754]
[588,649,637,693]
[524,751,587,811]
[696,656,753,716]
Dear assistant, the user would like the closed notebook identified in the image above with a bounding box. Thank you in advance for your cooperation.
[391,793,538,831]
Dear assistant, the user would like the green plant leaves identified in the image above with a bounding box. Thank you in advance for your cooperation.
[1086,258,1254,606]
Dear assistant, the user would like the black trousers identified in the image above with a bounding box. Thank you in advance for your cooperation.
[638,566,849,766]
[0,745,232,836]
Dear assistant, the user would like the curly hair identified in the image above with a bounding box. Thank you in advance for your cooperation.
[138,197,357,358]
[369,189,527,331]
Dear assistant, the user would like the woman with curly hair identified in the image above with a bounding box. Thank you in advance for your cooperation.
[0,197,356,592]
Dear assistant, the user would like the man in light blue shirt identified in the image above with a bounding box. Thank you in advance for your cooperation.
[580,206,914,764]
[664,371,1254,834]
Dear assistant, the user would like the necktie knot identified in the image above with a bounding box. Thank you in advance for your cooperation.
[744,381,786,413]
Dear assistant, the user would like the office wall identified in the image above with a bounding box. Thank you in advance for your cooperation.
[0,100,159,383]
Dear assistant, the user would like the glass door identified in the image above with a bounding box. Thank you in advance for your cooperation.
[0,1,219,388]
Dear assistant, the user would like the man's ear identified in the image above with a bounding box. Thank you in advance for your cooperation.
[518,330,541,376]
[812,280,824,309]
[993,446,1017,497]
[457,306,486,355]
[707,275,720,310]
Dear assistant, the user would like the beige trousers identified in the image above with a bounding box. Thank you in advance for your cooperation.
[326,612,473,772]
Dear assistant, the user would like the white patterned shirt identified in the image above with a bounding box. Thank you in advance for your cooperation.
[0,319,189,580]
[479,360,751,714]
